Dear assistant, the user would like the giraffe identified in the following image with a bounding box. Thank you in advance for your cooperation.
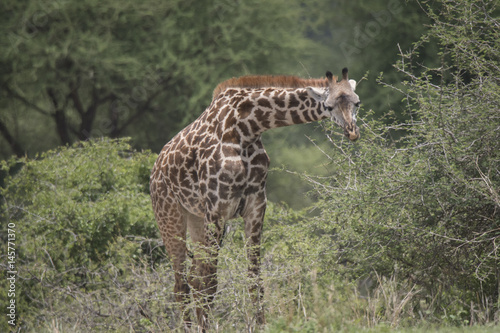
[150,68,360,330]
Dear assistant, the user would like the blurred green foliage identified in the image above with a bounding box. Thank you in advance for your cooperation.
[0,0,326,157]
[0,0,433,208]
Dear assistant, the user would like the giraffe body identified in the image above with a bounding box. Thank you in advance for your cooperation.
[150,68,360,329]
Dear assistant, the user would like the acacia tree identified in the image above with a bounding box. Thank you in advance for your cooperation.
[1,0,165,154]
[308,0,499,323]
[0,0,321,158]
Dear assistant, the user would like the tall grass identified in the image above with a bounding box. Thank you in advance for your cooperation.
[26,229,497,332]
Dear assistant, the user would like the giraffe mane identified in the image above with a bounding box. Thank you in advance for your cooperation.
[213,75,336,99]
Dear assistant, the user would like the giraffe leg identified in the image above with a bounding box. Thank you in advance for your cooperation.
[151,187,192,328]
[242,192,267,325]
[187,212,224,331]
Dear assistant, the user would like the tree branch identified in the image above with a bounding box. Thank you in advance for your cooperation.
[4,85,51,116]
[77,87,115,141]
[112,88,163,137]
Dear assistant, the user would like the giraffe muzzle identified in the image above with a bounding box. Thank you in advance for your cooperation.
[344,123,360,141]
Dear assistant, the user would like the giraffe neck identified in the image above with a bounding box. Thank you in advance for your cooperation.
[220,87,329,145]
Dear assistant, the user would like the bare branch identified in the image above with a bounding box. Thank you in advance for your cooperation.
[4,85,51,116]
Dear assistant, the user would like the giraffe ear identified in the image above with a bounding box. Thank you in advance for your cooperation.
[349,79,357,91]
[307,87,326,102]
[325,71,334,82]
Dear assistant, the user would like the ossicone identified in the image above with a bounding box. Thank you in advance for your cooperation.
[342,68,348,81]
[325,71,333,82]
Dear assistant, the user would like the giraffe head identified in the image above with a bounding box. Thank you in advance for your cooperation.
[307,68,361,141]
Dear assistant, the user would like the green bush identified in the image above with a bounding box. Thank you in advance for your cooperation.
[0,138,160,331]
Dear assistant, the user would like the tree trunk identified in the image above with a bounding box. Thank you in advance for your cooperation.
[78,105,97,141]
[54,110,71,145]
[47,88,71,145]
[0,119,24,157]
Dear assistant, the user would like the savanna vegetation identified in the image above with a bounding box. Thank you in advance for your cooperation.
[1,0,499,332]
